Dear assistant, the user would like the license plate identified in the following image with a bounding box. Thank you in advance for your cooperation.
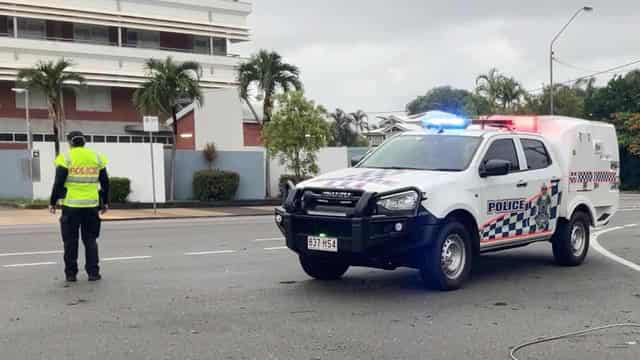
[307,235,338,252]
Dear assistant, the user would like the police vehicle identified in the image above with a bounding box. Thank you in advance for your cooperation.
[275,113,619,290]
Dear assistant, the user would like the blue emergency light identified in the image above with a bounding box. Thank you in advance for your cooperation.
[420,111,471,131]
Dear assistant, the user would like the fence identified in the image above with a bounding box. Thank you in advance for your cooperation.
[166,150,266,201]
[33,143,165,203]
[0,150,32,199]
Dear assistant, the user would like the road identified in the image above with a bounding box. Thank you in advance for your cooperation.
[1,196,639,359]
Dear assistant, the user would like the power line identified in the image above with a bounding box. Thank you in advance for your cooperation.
[553,57,598,73]
[527,57,640,93]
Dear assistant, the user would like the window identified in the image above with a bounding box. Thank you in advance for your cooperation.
[16,88,48,110]
[0,16,14,36]
[74,23,110,44]
[124,29,160,49]
[75,87,112,112]
[212,37,227,55]
[118,136,131,143]
[0,133,13,141]
[18,18,45,39]
[32,134,44,142]
[482,139,520,171]
[44,134,56,142]
[14,133,27,142]
[193,35,210,54]
[521,139,551,170]
[106,136,118,143]
[93,135,105,143]
[358,135,482,171]
[132,136,144,143]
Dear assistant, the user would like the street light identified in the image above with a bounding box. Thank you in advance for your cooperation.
[11,87,33,186]
[550,6,594,115]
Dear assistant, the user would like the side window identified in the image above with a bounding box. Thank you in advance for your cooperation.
[522,139,551,170]
[482,139,520,171]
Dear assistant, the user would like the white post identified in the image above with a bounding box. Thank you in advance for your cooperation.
[13,16,17,38]
[25,90,32,189]
[149,132,157,215]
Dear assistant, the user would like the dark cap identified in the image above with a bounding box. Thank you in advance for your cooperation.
[67,131,86,147]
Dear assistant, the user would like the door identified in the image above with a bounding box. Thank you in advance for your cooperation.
[477,137,531,247]
[516,136,562,237]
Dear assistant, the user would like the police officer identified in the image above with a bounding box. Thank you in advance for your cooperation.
[49,131,109,282]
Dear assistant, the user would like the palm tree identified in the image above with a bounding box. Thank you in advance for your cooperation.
[330,108,356,146]
[238,50,302,123]
[133,57,203,201]
[17,59,86,155]
[349,110,370,133]
[498,77,526,111]
[475,68,503,111]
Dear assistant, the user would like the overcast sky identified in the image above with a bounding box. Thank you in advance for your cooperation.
[236,0,640,114]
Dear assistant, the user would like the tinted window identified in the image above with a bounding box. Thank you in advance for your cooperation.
[358,135,482,171]
[482,139,519,171]
[522,139,551,170]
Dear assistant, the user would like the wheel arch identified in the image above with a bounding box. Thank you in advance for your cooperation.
[566,197,596,227]
[445,209,481,256]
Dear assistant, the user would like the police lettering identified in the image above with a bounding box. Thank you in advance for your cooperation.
[69,166,98,176]
[487,198,526,214]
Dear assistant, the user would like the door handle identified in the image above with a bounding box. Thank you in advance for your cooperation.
[517,181,528,188]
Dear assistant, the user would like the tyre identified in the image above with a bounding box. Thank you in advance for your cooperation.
[299,255,349,280]
[420,220,473,291]
[552,211,590,266]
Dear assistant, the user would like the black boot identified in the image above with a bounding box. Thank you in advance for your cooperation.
[66,274,77,282]
[88,274,102,282]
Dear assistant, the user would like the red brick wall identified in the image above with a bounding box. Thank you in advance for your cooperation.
[160,32,190,50]
[0,143,27,149]
[175,110,195,150]
[0,82,140,123]
[243,123,262,146]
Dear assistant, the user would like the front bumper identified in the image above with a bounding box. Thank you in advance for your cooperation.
[275,207,443,269]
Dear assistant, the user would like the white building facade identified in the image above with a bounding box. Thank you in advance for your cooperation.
[0,0,252,150]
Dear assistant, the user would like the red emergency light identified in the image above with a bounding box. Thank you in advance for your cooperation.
[473,115,539,132]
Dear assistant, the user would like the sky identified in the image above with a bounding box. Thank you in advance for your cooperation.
[235,0,640,115]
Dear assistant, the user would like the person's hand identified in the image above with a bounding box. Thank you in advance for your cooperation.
[100,205,108,215]
[48,205,56,214]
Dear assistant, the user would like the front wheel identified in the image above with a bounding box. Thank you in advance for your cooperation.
[420,220,473,291]
[299,255,349,280]
[552,211,590,266]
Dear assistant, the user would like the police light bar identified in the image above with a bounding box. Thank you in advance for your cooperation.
[473,115,539,132]
[420,111,471,130]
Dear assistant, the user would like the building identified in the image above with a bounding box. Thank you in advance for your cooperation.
[363,112,422,146]
[0,0,252,150]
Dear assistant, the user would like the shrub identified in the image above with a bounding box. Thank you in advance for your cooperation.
[279,174,311,199]
[193,170,240,201]
[109,177,131,203]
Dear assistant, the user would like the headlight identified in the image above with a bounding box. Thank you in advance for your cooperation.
[376,191,420,212]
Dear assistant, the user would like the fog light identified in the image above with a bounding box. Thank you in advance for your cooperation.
[275,214,283,224]
[394,223,403,232]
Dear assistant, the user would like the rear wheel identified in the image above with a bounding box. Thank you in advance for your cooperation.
[299,255,349,280]
[420,220,472,291]
[552,211,590,266]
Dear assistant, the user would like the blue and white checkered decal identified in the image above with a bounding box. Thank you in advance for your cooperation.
[480,183,562,243]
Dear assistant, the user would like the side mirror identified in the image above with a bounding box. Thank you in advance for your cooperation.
[351,156,363,167]
[480,159,511,178]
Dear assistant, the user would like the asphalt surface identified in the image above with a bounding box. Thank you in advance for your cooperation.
[1,196,639,360]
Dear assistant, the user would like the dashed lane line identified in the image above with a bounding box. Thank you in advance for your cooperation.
[102,256,152,262]
[184,250,236,256]
[0,250,62,257]
[264,246,288,251]
[3,262,57,268]
[592,224,640,273]
[254,237,284,242]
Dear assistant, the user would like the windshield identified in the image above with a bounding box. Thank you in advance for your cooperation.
[358,134,482,171]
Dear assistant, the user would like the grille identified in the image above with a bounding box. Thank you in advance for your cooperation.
[301,189,364,217]
[293,218,353,238]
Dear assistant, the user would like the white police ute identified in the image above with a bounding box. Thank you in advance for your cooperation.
[275,113,620,290]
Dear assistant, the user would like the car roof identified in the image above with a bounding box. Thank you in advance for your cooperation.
[402,127,543,138]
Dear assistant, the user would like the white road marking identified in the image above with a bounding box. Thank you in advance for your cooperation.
[102,256,152,262]
[592,224,640,273]
[3,262,57,268]
[618,208,640,212]
[254,237,284,242]
[0,250,62,257]
[184,250,236,256]
[264,246,288,251]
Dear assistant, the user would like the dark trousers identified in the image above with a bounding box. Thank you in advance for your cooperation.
[60,207,101,276]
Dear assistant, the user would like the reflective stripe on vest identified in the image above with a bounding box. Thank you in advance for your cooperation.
[66,176,99,184]
[65,199,99,206]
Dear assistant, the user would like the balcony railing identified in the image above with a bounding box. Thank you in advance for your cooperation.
[7,33,118,47]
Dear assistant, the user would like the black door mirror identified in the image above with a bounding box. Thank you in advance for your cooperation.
[351,156,363,167]
[480,159,511,177]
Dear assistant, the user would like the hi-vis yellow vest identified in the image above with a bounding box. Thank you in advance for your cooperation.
[54,147,108,208]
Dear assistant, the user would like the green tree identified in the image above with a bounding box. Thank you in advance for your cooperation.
[526,85,585,118]
[498,77,526,111]
[262,91,330,177]
[349,110,370,133]
[238,50,303,123]
[586,70,640,120]
[133,57,203,201]
[610,112,640,155]
[475,68,503,111]
[407,86,472,115]
[17,59,86,155]
[328,108,357,146]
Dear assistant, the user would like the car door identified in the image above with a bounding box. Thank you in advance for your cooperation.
[477,136,531,248]
[516,136,562,237]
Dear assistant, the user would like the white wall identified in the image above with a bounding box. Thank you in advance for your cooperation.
[195,88,245,151]
[269,147,349,196]
[33,143,165,203]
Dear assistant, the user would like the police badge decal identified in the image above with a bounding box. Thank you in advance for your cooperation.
[535,184,552,229]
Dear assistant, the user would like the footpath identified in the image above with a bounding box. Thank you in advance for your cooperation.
[0,206,276,226]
